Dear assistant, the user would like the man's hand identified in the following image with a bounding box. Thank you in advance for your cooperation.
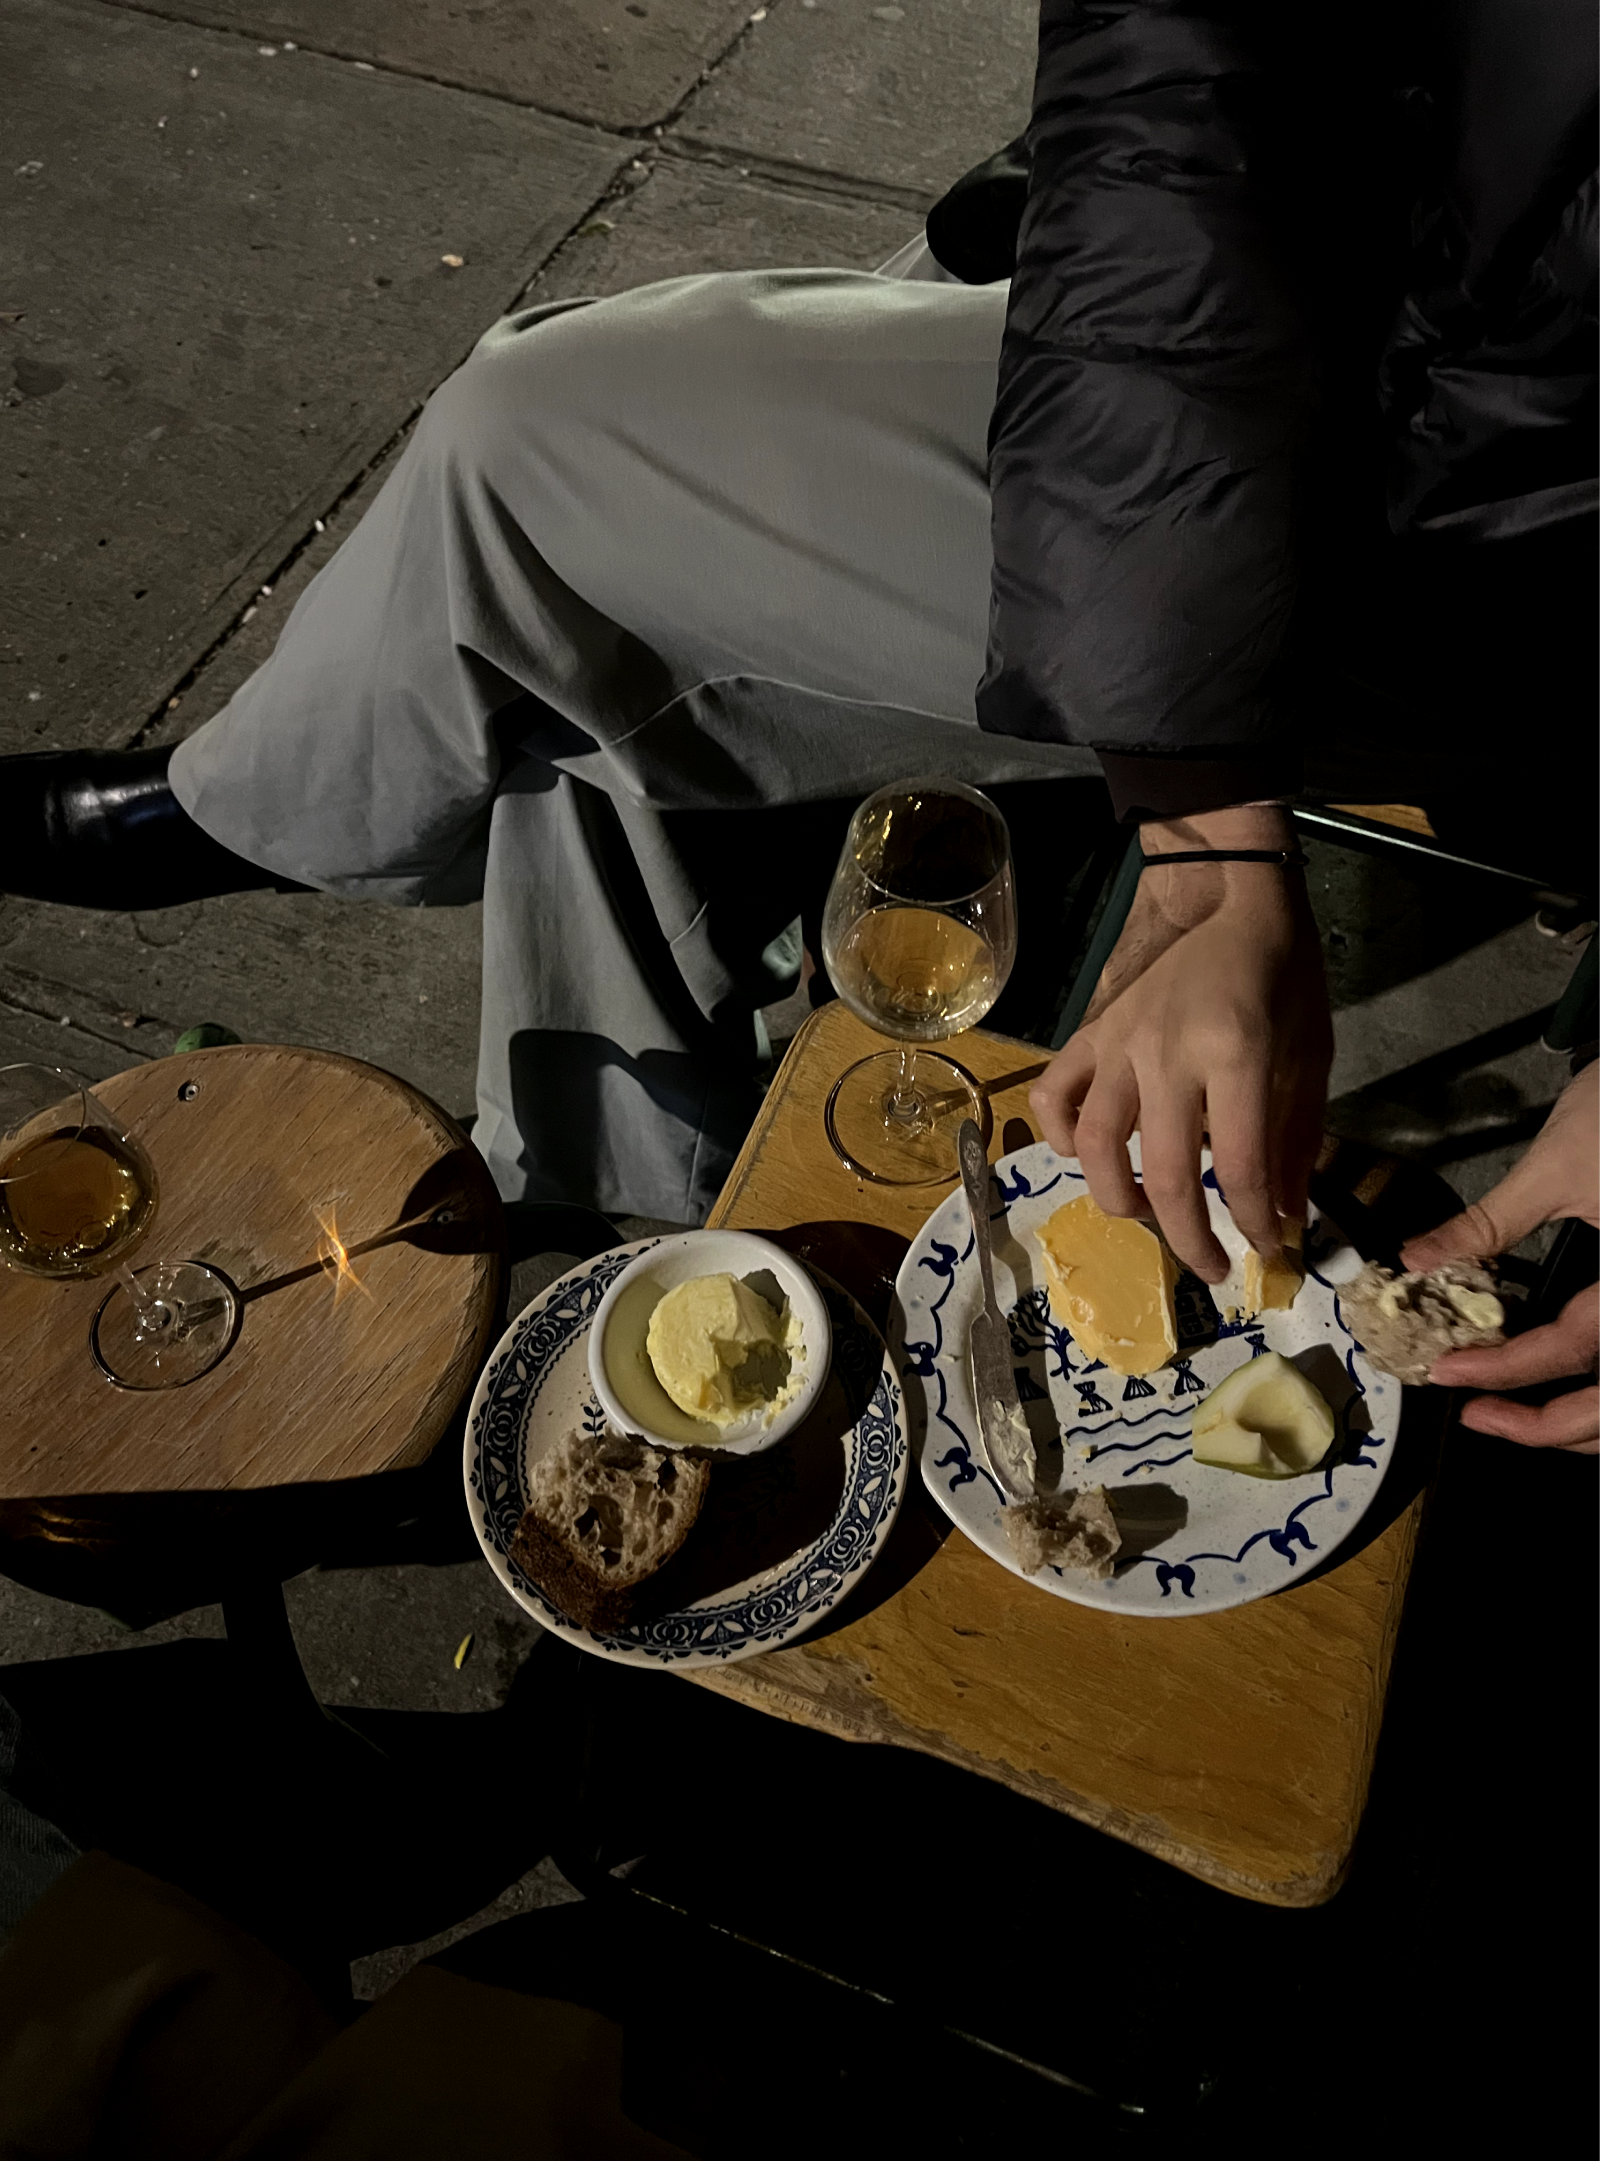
[1400,1060,1600,1453]
[1031,806,1333,1282]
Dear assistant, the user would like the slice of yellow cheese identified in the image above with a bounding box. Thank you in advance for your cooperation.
[1034,1194,1178,1378]
[1242,1218,1304,1318]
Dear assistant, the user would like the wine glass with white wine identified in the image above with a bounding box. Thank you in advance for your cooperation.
[0,1064,238,1389]
[820,779,1016,1184]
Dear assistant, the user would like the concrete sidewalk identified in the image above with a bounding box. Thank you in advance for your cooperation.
[3,0,1036,1111]
[0,0,1587,1999]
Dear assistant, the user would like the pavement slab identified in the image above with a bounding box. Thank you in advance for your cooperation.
[146,434,405,752]
[0,1556,541,1720]
[0,888,486,1118]
[681,0,1038,199]
[144,152,922,750]
[1,0,629,756]
[529,145,922,299]
[101,0,758,132]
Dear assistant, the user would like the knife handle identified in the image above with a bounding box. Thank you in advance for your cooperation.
[957,1119,1001,1314]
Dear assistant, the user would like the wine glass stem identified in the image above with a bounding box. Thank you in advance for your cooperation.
[884,1043,925,1128]
[116,1261,176,1336]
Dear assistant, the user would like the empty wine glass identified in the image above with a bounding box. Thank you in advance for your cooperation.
[0,1063,237,1389]
[820,779,1016,1184]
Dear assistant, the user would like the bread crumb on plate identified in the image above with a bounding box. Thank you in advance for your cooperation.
[1003,1487,1121,1579]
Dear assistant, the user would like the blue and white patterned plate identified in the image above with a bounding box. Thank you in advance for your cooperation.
[465,1240,907,1667]
[892,1141,1400,1617]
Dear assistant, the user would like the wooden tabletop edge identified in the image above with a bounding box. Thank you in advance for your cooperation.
[687,1660,1351,1906]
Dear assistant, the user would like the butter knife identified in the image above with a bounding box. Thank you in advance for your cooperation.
[956,1119,1037,1503]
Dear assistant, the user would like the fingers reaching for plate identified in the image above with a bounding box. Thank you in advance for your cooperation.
[1032,815,1332,1284]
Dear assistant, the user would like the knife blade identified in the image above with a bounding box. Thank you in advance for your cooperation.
[956,1119,1037,1503]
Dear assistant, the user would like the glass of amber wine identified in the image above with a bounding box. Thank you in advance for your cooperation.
[820,779,1016,1184]
[0,1064,237,1389]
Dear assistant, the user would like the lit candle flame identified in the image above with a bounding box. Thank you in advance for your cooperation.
[314,1204,373,1303]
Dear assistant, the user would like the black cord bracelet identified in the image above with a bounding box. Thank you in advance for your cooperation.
[1139,846,1308,869]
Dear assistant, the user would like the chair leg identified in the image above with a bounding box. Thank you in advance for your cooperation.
[1542,934,1597,1054]
[221,1579,397,1788]
[220,1580,336,1738]
[1049,833,1143,1051]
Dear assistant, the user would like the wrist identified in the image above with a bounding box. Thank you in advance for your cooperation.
[1128,806,1312,943]
[1140,805,1298,856]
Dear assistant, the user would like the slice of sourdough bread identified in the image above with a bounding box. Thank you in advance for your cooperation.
[510,1427,710,1634]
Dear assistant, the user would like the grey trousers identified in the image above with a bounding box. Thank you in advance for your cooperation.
[171,245,1103,1221]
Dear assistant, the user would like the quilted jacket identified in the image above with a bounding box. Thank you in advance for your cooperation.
[948,0,1597,821]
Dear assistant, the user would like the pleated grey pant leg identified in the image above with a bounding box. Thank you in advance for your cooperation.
[171,268,1100,1219]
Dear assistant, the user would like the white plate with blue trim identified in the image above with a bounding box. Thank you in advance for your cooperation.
[891,1141,1400,1616]
[466,1240,907,1667]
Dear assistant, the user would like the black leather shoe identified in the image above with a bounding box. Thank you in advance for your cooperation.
[0,747,307,910]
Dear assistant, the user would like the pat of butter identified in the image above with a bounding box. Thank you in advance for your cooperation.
[646,1272,799,1427]
[1445,1281,1504,1332]
[1034,1195,1177,1378]
[1243,1219,1304,1319]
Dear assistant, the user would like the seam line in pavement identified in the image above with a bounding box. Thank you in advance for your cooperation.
[88,0,828,154]
[658,139,936,216]
[130,134,658,751]
[0,970,175,1058]
[122,406,423,752]
[123,130,643,750]
[78,0,657,139]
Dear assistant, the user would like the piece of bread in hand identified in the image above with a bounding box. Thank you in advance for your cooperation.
[1342,1260,1505,1385]
[510,1427,710,1634]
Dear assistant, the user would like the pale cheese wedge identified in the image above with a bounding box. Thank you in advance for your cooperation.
[1242,1218,1305,1319]
[1034,1194,1178,1378]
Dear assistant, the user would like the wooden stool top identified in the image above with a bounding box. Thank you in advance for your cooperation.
[692,1002,1437,1908]
[0,1046,502,1498]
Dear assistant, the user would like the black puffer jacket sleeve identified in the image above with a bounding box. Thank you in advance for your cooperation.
[976,1,1313,817]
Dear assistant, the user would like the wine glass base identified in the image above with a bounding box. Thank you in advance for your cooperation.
[91,1260,240,1390]
[824,1050,990,1186]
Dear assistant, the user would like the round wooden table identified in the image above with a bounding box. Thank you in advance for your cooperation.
[1,1045,503,1501]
